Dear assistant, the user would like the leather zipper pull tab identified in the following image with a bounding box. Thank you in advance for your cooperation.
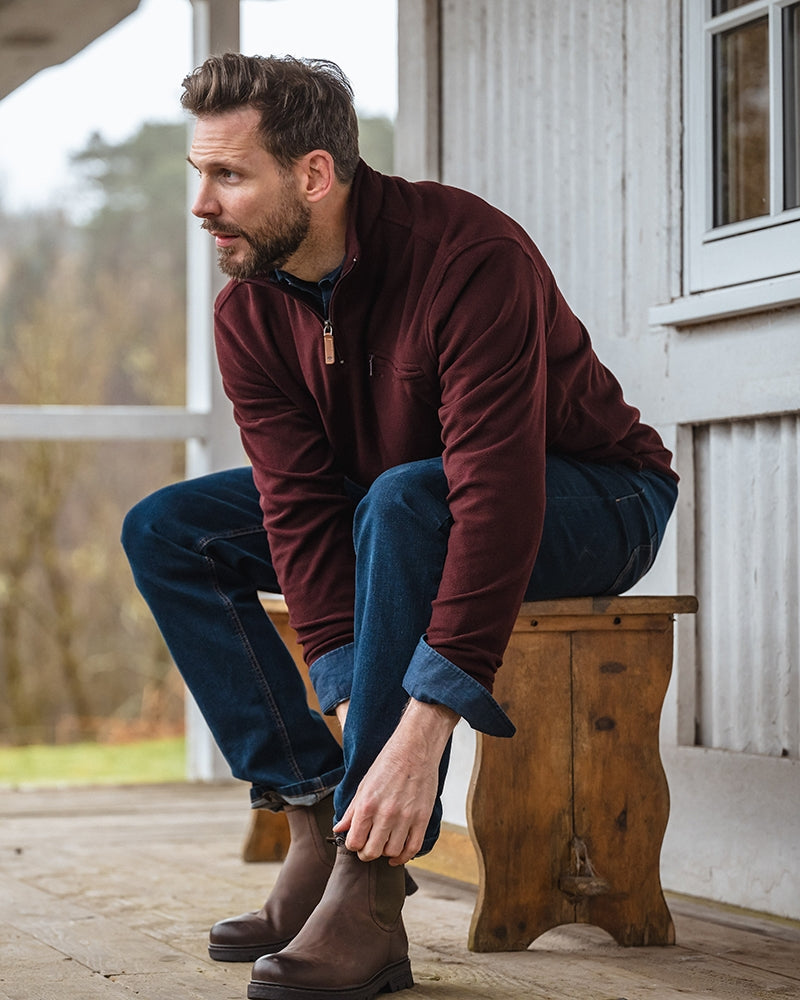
[322,320,335,365]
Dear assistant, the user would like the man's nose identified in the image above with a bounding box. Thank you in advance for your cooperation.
[191,179,218,219]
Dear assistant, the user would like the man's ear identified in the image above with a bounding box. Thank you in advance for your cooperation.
[297,150,336,204]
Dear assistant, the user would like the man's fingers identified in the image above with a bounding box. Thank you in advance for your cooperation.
[342,822,367,853]
[380,824,412,862]
[339,802,411,862]
[332,801,354,835]
[354,817,425,865]
[387,823,425,865]
[353,819,392,861]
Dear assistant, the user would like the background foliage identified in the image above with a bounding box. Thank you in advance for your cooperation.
[0,114,393,747]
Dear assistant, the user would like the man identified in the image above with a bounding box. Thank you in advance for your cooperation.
[122,54,678,1000]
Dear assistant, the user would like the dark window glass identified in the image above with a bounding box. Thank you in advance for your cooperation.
[712,0,754,14]
[713,16,770,226]
[784,4,800,209]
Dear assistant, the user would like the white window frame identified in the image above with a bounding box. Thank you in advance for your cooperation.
[686,0,800,294]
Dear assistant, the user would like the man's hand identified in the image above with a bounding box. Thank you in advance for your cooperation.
[333,699,459,865]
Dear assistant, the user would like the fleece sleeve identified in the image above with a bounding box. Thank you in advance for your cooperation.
[419,239,550,693]
[214,306,358,671]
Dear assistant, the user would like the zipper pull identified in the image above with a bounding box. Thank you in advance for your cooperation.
[322,320,335,365]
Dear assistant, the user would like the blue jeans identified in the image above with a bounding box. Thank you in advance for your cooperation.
[121,456,676,855]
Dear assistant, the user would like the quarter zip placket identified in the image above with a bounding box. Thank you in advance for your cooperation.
[269,254,357,368]
[320,254,356,366]
[322,320,336,365]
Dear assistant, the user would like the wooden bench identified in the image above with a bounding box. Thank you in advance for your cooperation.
[247,592,697,951]
[468,595,697,950]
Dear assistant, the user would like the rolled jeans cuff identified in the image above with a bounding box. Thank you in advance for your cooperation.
[402,636,516,738]
[309,642,355,715]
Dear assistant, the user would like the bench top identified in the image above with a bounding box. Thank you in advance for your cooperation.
[259,592,698,618]
[518,595,698,617]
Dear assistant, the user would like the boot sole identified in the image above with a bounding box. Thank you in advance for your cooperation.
[246,958,414,999]
[208,938,292,963]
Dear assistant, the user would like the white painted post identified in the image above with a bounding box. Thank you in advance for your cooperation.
[184,0,245,781]
[395,0,441,181]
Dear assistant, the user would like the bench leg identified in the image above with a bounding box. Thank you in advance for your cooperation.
[243,809,291,863]
[569,627,675,946]
[468,619,675,951]
[468,631,577,950]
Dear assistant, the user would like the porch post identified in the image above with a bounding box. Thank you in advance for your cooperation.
[184,0,243,781]
[396,0,441,181]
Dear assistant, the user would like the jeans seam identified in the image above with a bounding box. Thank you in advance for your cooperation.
[197,538,307,785]
[194,522,266,550]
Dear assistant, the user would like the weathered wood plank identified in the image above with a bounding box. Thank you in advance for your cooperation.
[467,601,680,951]
[514,613,674,632]
[468,630,576,949]
[0,924,134,1000]
[410,875,800,999]
[1,784,798,1000]
[1,872,186,977]
[669,896,800,983]
[0,880,249,1000]
[517,595,699,618]
[570,627,674,945]
[256,590,701,620]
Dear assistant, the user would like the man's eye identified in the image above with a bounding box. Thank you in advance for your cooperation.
[221,169,238,180]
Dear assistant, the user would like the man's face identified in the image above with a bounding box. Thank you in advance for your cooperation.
[189,107,310,279]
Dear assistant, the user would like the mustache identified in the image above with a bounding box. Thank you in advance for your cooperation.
[200,220,243,238]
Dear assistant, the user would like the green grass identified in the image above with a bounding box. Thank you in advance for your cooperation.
[0,736,187,787]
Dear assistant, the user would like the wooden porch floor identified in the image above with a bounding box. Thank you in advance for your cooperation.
[1,782,799,1000]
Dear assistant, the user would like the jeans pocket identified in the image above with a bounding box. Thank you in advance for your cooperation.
[604,533,657,595]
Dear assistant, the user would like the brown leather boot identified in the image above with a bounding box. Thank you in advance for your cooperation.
[247,838,414,999]
[208,795,336,962]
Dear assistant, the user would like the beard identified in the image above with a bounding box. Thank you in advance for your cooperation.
[204,186,311,281]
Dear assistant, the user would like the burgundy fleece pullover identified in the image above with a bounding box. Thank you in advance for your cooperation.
[213,161,676,693]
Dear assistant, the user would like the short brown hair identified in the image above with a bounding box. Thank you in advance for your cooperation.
[181,53,360,183]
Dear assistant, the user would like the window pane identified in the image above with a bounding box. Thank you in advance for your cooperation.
[712,0,753,14]
[0,0,189,406]
[785,4,800,209]
[713,17,770,226]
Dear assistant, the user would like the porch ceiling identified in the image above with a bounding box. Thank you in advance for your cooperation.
[0,0,141,99]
